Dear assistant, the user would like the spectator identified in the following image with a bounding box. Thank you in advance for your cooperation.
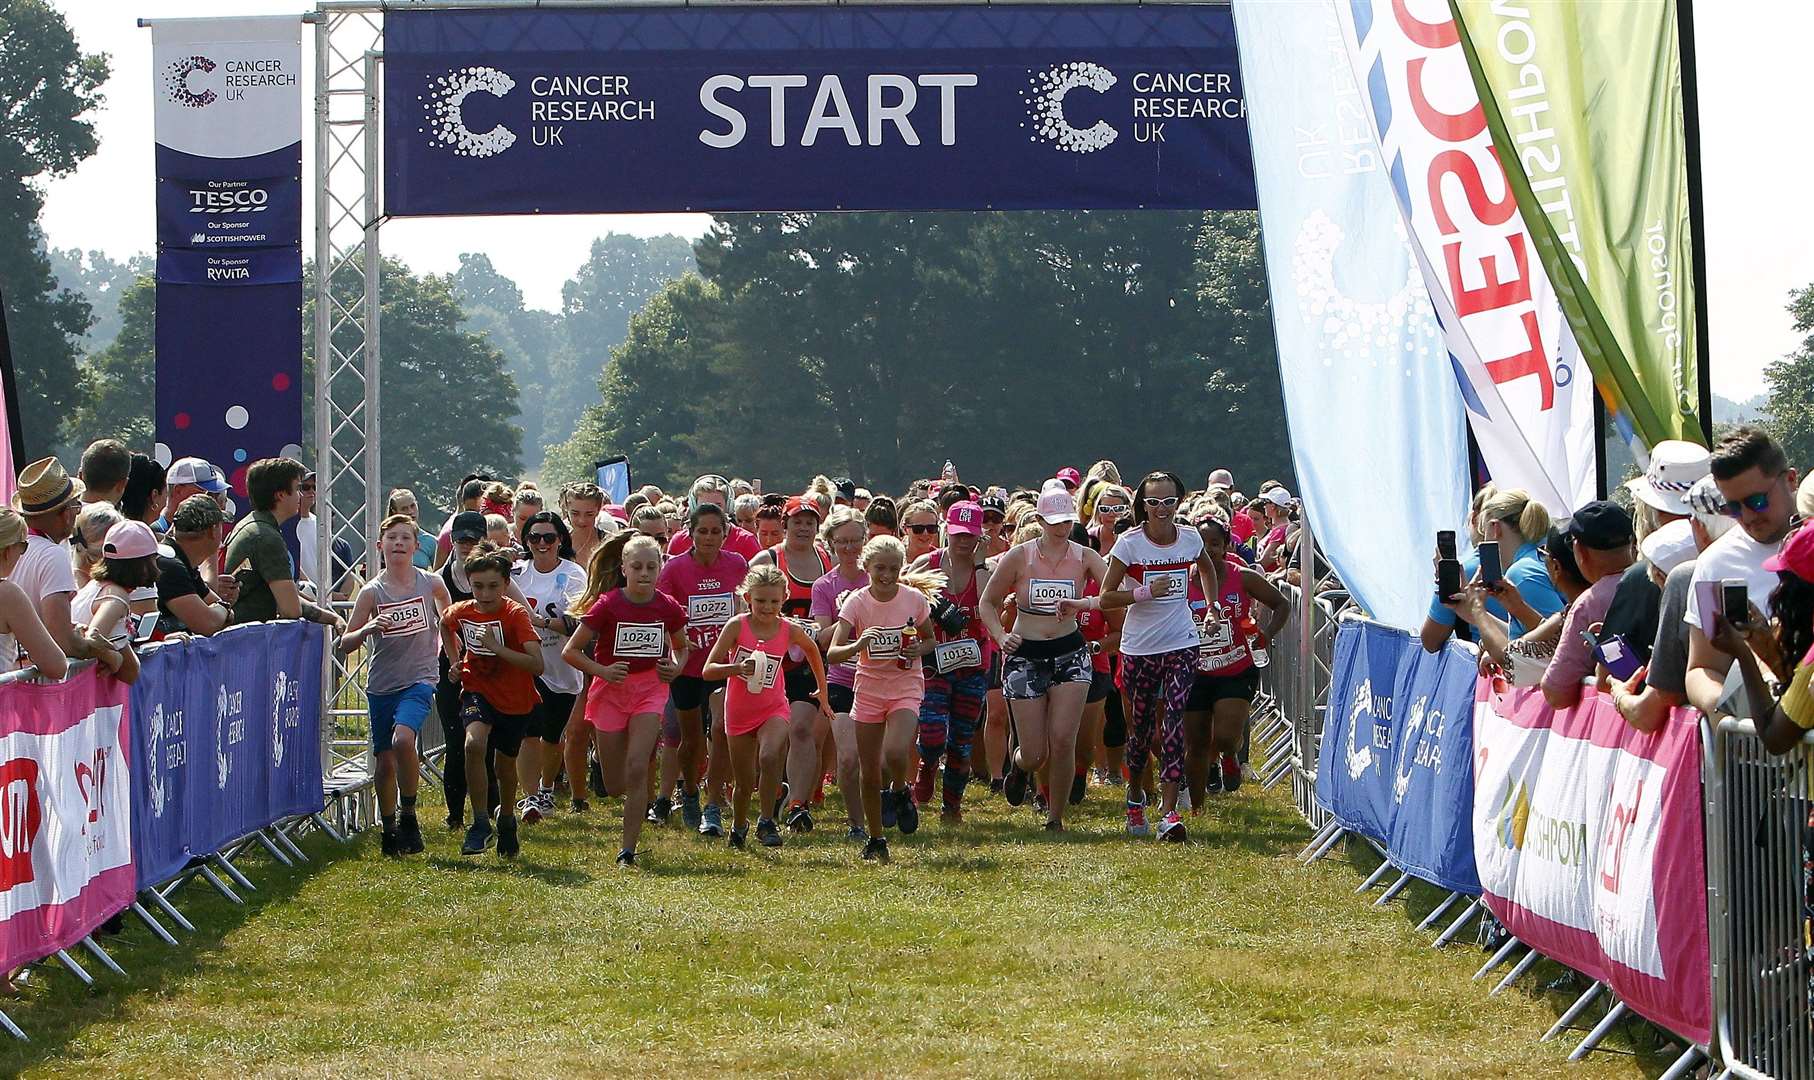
[1535,502,1636,709]
[1452,528,1589,681]
[1686,427,1800,719]
[222,457,341,631]
[1600,441,1713,667]
[164,456,228,516]
[1256,489,1295,570]
[78,439,132,506]
[1422,487,1563,653]
[386,487,439,570]
[119,453,168,527]
[293,470,359,602]
[1716,521,1814,753]
[156,495,238,637]
[9,457,95,660]
[71,502,124,588]
[70,520,153,683]
[0,507,67,678]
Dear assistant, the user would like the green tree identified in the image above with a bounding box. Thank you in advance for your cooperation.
[1764,285,1814,471]
[65,274,154,452]
[49,247,153,351]
[0,0,109,457]
[450,252,560,470]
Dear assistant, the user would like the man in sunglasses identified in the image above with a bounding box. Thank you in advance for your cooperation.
[1686,426,1801,719]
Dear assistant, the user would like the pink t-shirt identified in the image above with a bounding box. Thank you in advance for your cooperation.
[837,585,931,698]
[811,566,868,688]
[656,550,750,677]
[667,524,762,563]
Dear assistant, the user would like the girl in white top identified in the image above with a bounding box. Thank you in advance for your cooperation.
[68,520,154,685]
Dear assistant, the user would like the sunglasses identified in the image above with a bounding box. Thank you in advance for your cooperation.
[1095,502,1128,515]
[1723,490,1773,518]
[906,523,940,535]
[527,532,560,544]
[1142,496,1180,509]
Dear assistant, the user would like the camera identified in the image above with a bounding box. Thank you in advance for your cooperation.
[930,595,970,637]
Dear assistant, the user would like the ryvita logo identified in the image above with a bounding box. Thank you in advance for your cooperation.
[164,55,217,109]
[423,66,517,158]
[1021,62,1118,154]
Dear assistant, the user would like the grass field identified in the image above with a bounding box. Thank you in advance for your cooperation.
[4,776,1678,1078]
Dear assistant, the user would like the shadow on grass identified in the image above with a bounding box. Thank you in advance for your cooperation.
[427,856,595,887]
[1330,839,1680,1078]
[0,827,361,1077]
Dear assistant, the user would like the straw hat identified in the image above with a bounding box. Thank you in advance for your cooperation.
[13,457,84,515]
[0,508,24,548]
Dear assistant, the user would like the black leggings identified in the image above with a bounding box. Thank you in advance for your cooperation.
[1101,658,1127,749]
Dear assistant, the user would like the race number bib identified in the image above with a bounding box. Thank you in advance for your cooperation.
[1197,611,1244,669]
[867,627,903,661]
[1145,569,1189,603]
[460,621,498,656]
[687,593,735,627]
[613,621,665,659]
[376,596,429,637]
[934,638,982,674]
[1025,578,1076,616]
[735,648,781,691]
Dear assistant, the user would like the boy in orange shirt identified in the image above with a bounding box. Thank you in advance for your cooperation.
[441,548,544,856]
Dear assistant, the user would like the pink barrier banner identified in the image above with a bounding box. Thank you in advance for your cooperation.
[0,668,134,973]
[1473,678,1709,1045]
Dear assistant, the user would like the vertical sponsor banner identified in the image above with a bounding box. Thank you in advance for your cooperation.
[151,17,304,497]
[1232,0,1469,631]
[1451,1,1701,449]
[1336,0,1596,516]
[1473,680,1710,1046]
[1384,637,1480,893]
[0,670,134,974]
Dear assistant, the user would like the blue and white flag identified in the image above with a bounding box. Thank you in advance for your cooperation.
[1232,0,1470,630]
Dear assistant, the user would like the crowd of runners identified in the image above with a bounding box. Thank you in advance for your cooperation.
[344,462,1298,866]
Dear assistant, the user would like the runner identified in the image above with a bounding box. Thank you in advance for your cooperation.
[899,499,942,563]
[979,484,1108,831]
[702,564,833,849]
[826,536,941,863]
[1075,483,1131,795]
[865,496,899,540]
[564,481,615,572]
[753,502,785,551]
[511,511,585,824]
[563,533,688,866]
[656,500,750,837]
[338,514,451,856]
[751,496,835,832]
[668,475,763,561]
[441,547,543,858]
[810,507,871,839]
[1087,471,1223,842]
[979,493,1011,559]
[908,501,993,824]
[1182,506,1289,804]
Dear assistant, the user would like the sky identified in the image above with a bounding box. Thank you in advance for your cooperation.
[37,1,1812,403]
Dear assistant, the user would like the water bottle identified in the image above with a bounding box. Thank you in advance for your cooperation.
[898,622,919,671]
[1238,611,1270,669]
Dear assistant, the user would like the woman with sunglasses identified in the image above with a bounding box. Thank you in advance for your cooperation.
[1076,471,1222,843]
[899,499,943,563]
[511,511,585,824]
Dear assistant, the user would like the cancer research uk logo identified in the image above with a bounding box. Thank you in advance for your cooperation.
[423,66,518,158]
[1022,62,1119,153]
[164,55,217,109]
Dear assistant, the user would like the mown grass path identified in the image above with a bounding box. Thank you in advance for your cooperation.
[6,778,1668,1077]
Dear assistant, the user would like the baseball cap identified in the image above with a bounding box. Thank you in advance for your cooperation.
[168,457,229,493]
[783,495,821,520]
[1036,485,1078,525]
[978,493,1007,516]
[1261,488,1293,508]
[1639,518,1697,576]
[831,477,857,502]
[946,500,984,537]
[1565,500,1634,550]
[450,510,488,542]
[170,493,226,535]
[1055,467,1082,490]
[1763,523,1814,581]
[1797,473,1814,520]
[102,519,160,560]
[1624,440,1711,518]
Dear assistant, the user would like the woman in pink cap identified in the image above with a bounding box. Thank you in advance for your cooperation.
[907,500,995,823]
[69,519,153,684]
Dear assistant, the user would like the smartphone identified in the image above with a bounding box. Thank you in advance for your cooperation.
[1591,633,1642,682]
[1437,558,1463,602]
[1721,579,1750,629]
[1436,530,1458,560]
[1477,541,1502,587]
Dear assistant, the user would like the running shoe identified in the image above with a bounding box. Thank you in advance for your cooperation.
[847,824,869,844]
[1177,787,1192,814]
[538,789,557,817]
[1157,810,1187,844]
[880,788,899,830]
[699,803,725,837]
[786,802,814,833]
[1205,763,1224,795]
[989,777,1005,796]
[588,759,607,798]
[728,826,747,850]
[1220,754,1244,792]
[1032,786,1049,816]
[771,781,790,822]
[897,788,919,835]
[615,849,636,868]
[647,796,672,824]
[571,798,590,813]
[1069,771,1087,806]
[756,817,783,848]
[517,795,542,826]
[446,812,463,832]
[461,819,494,856]
[862,836,891,863]
[1125,798,1150,837]
[680,790,702,830]
[1003,761,1029,807]
[380,829,400,857]
[912,758,937,807]
[397,814,424,855]
[1044,818,1064,833]
[496,813,520,857]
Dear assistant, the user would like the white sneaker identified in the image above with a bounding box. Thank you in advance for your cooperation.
[1177,787,1192,813]
[537,789,556,816]
[517,795,542,826]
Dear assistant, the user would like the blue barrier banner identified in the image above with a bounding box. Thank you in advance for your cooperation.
[1316,619,1405,843]
[1384,637,1481,894]
[1231,0,1470,631]
[130,622,324,887]
[382,6,1256,216]
[151,17,304,495]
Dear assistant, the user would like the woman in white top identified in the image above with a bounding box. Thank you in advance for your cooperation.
[68,520,152,685]
[0,508,67,679]
[511,511,586,823]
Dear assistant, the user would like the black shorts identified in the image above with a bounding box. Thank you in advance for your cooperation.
[1086,669,1114,705]
[1186,668,1261,712]
[670,674,725,712]
[460,692,531,759]
[826,682,855,714]
[1102,657,1126,748]
[529,681,575,743]
[784,664,820,705]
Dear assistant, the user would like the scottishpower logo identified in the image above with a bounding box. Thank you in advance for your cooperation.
[423,66,517,158]
[1021,62,1119,154]
[164,55,217,109]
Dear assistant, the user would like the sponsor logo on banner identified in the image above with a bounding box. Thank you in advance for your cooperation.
[216,683,245,790]
[0,758,43,890]
[163,56,218,108]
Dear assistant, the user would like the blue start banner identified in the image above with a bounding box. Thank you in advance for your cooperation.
[151,16,305,495]
[382,5,1256,216]
[1317,618,1481,895]
[129,622,324,888]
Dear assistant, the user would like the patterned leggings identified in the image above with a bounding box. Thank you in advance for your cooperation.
[1121,647,1197,787]
[1803,804,1811,1014]
[919,669,988,809]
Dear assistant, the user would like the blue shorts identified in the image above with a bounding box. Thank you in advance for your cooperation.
[370,682,435,753]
